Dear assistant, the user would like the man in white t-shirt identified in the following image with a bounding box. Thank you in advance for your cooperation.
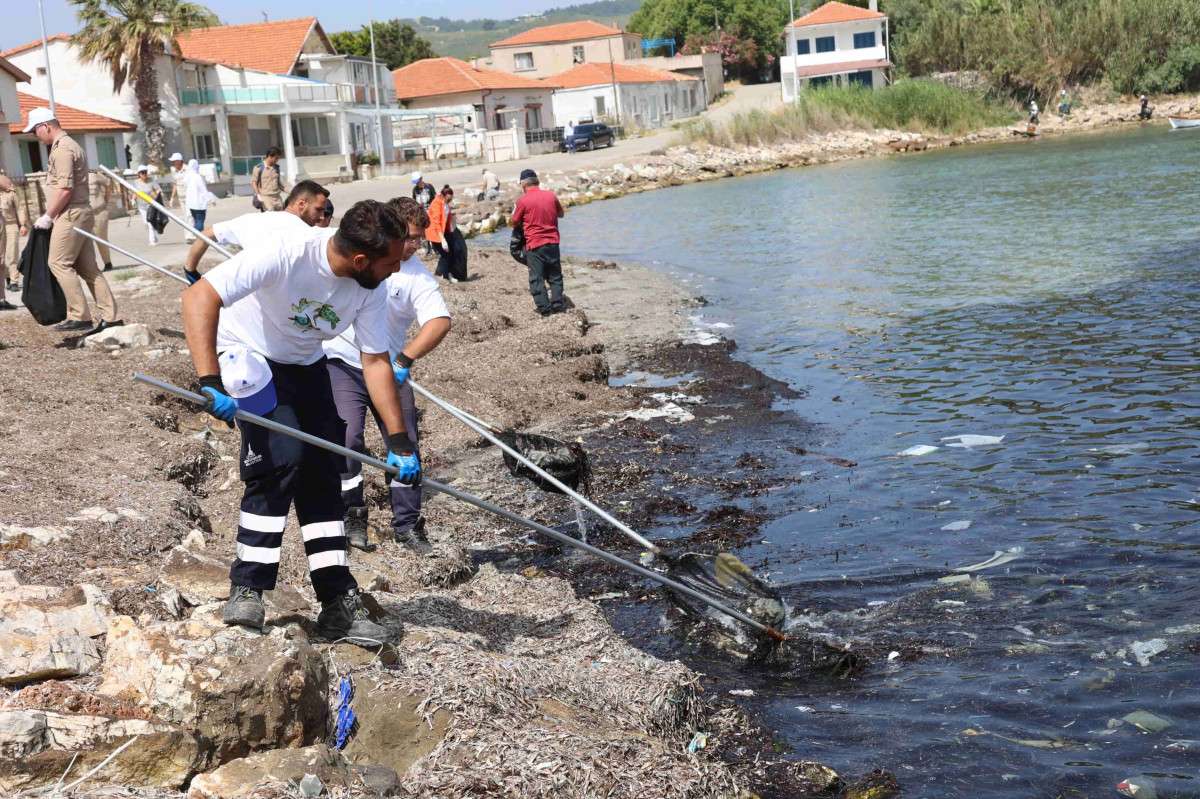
[182,180,330,284]
[181,199,423,644]
[323,197,450,554]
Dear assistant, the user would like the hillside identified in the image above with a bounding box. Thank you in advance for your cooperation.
[411,0,642,60]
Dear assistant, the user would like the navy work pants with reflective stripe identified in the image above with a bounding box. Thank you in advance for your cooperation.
[230,357,356,602]
[326,358,421,535]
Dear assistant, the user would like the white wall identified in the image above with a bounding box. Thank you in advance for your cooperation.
[0,70,20,175]
[552,80,702,129]
[402,88,556,131]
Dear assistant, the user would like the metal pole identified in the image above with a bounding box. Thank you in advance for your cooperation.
[788,0,799,105]
[408,379,659,553]
[37,0,56,117]
[132,373,785,641]
[97,165,233,258]
[73,229,189,285]
[369,17,385,163]
[607,37,621,127]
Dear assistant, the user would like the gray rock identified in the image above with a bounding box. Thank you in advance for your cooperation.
[0,583,110,685]
[82,322,154,350]
[186,744,351,799]
[0,524,72,549]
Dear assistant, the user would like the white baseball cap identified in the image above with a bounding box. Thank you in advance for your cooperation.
[169,152,184,162]
[22,106,55,133]
[410,171,422,183]
[218,347,277,416]
[136,164,149,173]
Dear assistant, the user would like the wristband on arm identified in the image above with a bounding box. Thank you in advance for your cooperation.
[394,352,414,369]
[198,374,226,394]
[387,432,415,455]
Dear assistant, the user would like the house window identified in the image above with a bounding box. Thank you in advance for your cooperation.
[853,31,877,49]
[809,75,833,88]
[795,38,810,55]
[21,140,43,173]
[513,52,534,71]
[595,95,606,117]
[572,45,585,63]
[848,70,873,88]
[94,136,118,168]
[664,92,671,113]
[290,116,331,148]
[526,105,542,129]
[815,36,835,53]
[193,132,217,160]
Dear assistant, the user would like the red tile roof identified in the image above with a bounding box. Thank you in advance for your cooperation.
[1,33,72,59]
[491,21,625,48]
[551,62,696,90]
[176,17,328,75]
[791,1,886,27]
[393,57,556,101]
[0,55,31,83]
[10,92,135,134]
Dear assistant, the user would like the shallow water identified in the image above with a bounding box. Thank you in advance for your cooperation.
[483,127,1200,795]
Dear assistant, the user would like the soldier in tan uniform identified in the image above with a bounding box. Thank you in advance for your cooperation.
[0,174,29,292]
[25,107,122,334]
[87,171,114,272]
[250,146,285,211]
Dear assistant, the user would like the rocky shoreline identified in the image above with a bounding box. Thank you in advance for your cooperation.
[0,242,878,798]
[444,93,1194,240]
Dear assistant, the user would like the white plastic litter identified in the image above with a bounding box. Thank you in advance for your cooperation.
[728,689,756,697]
[621,403,695,424]
[1130,638,1167,667]
[1116,775,1157,798]
[941,434,1005,448]
[941,520,972,532]
[299,774,324,798]
[953,546,1024,573]
[898,444,939,456]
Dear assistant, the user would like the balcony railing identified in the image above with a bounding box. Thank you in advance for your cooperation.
[181,83,394,107]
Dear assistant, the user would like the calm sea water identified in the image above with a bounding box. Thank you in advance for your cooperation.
[485,127,1200,796]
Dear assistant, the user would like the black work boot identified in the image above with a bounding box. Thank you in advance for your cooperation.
[316,588,393,645]
[394,516,433,555]
[223,585,265,630]
[345,507,375,552]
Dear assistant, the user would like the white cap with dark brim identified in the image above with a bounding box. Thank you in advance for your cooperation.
[22,106,56,133]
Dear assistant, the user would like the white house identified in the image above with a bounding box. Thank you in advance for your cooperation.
[10,91,134,176]
[550,62,704,131]
[0,55,31,176]
[4,18,396,191]
[781,0,890,101]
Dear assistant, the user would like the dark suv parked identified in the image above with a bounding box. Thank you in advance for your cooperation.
[561,122,615,151]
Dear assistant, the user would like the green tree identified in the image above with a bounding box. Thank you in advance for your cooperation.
[71,0,214,166]
[628,0,788,80]
[329,20,436,70]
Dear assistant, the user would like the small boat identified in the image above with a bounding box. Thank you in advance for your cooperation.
[1168,117,1200,130]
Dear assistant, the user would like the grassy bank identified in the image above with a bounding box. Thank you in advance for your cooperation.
[682,80,1018,147]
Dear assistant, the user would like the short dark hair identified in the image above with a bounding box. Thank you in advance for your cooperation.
[386,196,430,230]
[333,200,405,260]
[440,185,453,197]
[285,179,328,207]
[265,146,282,158]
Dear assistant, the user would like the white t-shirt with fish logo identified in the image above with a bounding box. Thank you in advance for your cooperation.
[204,227,390,365]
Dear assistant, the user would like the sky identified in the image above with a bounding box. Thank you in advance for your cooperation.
[6,0,566,49]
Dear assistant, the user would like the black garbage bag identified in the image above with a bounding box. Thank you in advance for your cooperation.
[146,194,169,234]
[509,223,528,265]
[19,227,66,326]
[446,228,469,282]
[498,430,589,494]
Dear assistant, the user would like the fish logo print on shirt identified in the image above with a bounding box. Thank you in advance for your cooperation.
[289,298,341,332]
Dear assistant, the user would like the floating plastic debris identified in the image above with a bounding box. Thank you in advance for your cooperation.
[1090,443,1150,455]
[1116,775,1157,798]
[1129,638,1167,667]
[1122,710,1173,734]
[687,731,709,753]
[941,434,1005,448]
[622,403,695,424]
[941,520,972,532]
[728,689,756,697]
[953,546,1024,573]
[899,444,939,456]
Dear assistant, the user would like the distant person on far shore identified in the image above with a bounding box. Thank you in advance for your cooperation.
[1058,89,1071,117]
[510,168,565,316]
[1029,98,1040,125]
[1139,95,1154,120]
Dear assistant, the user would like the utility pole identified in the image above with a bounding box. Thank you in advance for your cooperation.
[788,0,799,105]
[607,37,621,127]
[36,0,56,116]
[369,16,385,162]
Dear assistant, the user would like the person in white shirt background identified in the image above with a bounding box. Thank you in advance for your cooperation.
[183,159,213,243]
[182,180,330,284]
[180,198,422,644]
[130,165,162,245]
[324,196,451,553]
[168,152,187,209]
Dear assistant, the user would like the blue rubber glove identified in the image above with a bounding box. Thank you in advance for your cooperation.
[392,352,413,386]
[386,434,420,486]
[198,375,237,423]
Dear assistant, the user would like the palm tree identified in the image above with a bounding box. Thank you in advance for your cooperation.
[70,0,215,166]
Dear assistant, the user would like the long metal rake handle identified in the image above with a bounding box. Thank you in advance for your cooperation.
[408,379,660,553]
[98,164,235,260]
[74,228,190,286]
[133,373,784,641]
